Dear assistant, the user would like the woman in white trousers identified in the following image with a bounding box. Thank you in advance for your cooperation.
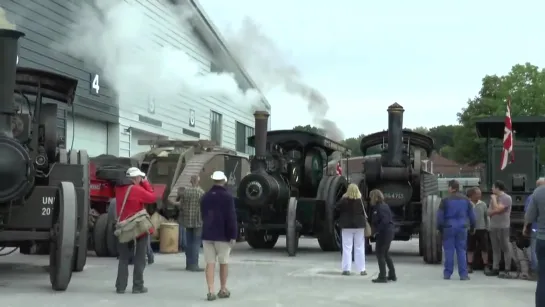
[336,183,367,276]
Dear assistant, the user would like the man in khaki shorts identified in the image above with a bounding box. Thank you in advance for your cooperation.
[200,171,237,301]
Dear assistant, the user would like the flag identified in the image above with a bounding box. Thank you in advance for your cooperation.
[500,97,514,170]
[336,161,342,176]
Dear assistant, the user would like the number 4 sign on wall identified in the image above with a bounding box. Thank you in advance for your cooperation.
[90,73,100,95]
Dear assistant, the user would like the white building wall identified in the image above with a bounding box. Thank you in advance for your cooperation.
[114,0,256,157]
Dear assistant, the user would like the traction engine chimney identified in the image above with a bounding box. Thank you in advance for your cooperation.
[0,29,24,136]
[386,103,405,167]
[252,110,269,172]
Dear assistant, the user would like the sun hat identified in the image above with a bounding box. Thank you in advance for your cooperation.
[126,167,146,178]
[211,171,227,181]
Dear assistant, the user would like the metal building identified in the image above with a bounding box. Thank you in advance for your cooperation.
[4,0,269,157]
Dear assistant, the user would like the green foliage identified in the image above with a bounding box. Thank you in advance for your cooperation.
[455,62,545,164]
[342,135,364,156]
[293,125,325,136]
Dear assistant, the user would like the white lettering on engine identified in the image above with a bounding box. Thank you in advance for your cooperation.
[384,192,404,199]
[42,197,55,205]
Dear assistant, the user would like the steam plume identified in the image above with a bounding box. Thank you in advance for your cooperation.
[0,8,16,30]
[56,0,261,111]
[223,17,344,141]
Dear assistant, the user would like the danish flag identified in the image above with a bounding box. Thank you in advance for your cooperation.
[500,97,514,170]
[336,161,342,176]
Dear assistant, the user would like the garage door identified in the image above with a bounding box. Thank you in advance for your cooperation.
[130,130,166,156]
[66,116,108,157]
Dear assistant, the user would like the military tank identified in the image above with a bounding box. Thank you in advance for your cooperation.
[236,111,352,256]
[0,29,89,291]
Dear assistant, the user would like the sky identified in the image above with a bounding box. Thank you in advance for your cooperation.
[199,0,545,138]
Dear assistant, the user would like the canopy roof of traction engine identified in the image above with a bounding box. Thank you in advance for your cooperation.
[247,130,351,157]
[359,129,434,157]
[15,67,78,104]
[475,116,545,139]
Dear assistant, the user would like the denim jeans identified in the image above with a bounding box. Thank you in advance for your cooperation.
[536,238,545,307]
[179,226,187,251]
[531,232,538,271]
[185,227,202,268]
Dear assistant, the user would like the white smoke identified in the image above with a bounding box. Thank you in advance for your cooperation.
[0,7,16,30]
[56,0,261,110]
[223,17,344,141]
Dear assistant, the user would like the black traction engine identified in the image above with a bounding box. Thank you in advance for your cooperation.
[236,111,351,256]
[358,103,441,263]
[0,29,90,290]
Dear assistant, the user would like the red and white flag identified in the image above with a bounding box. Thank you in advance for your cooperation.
[336,161,343,176]
[500,97,514,170]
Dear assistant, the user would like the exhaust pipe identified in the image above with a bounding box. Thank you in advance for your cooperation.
[0,28,25,137]
[252,110,269,172]
[386,103,404,167]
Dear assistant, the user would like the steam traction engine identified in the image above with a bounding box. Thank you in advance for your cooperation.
[0,29,89,290]
[237,111,351,256]
[357,103,441,264]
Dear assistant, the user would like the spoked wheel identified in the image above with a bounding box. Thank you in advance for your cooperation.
[286,197,299,257]
[49,182,78,291]
[317,176,348,251]
[246,230,279,249]
[70,150,90,272]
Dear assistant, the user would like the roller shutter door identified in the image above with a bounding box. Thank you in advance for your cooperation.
[66,116,108,157]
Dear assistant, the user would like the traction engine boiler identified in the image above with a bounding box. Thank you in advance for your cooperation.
[237,111,352,256]
[0,29,89,290]
[359,103,441,263]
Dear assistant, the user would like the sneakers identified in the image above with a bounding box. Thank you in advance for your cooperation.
[341,271,351,276]
[467,265,474,274]
[460,276,470,281]
[360,271,368,276]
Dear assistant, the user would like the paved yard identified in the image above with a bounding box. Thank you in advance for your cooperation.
[0,238,535,307]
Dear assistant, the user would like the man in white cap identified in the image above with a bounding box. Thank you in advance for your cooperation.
[115,167,157,294]
[200,170,238,301]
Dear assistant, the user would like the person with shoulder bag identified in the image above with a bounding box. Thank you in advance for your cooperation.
[114,167,158,294]
[335,183,370,276]
[369,189,397,283]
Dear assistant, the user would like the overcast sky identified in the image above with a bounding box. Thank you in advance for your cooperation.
[200,0,545,138]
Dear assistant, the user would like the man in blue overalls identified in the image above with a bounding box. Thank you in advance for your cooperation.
[437,180,476,280]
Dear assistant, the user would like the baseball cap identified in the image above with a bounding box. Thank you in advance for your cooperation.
[126,167,146,178]
[211,171,227,181]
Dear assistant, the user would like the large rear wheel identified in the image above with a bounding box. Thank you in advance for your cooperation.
[49,182,77,291]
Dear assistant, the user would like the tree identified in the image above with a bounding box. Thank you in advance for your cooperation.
[411,127,429,135]
[342,135,364,156]
[293,125,325,135]
[454,63,545,164]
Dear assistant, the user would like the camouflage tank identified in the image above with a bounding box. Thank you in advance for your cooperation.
[133,140,250,220]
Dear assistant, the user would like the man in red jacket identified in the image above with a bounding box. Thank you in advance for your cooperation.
[115,167,157,294]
